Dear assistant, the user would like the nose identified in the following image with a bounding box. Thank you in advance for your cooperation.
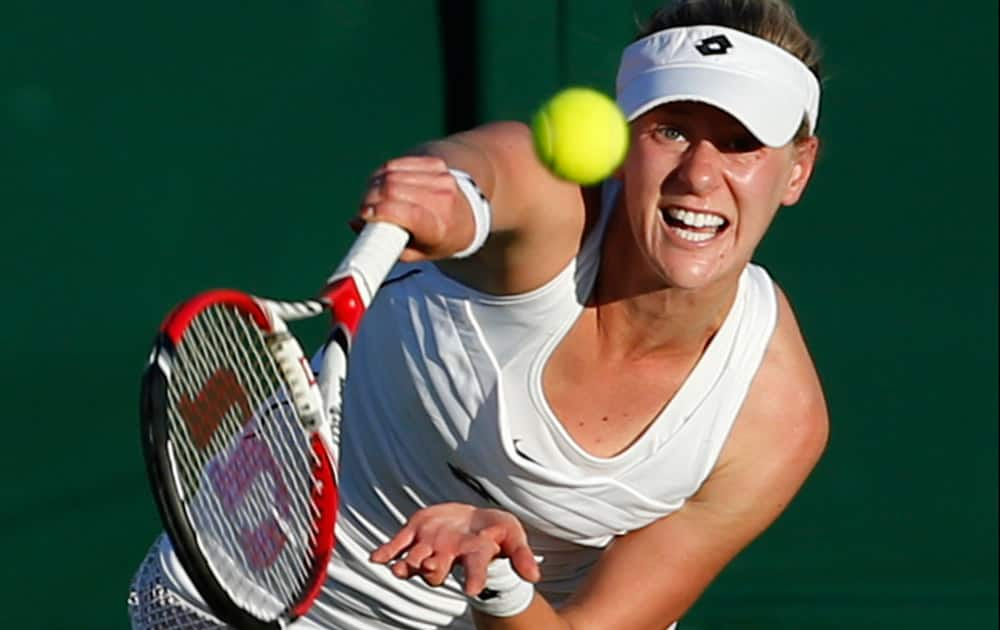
[675,140,723,195]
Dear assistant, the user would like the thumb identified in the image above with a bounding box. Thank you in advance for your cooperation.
[477,514,541,582]
[485,526,539,583]
[506,544,541,583]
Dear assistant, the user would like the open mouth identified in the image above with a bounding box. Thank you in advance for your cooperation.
[661,207,730,243]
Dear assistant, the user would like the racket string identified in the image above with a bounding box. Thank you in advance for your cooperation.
[169,326,250,575]
[180,306,307,611]
[226,310,322,575]
[201,305,315,603]
[176,311,261,573]
[166,304,325,618]
[170,314,267,608]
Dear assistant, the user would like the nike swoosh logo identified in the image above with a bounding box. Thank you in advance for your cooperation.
[512,439,538,464]
[447,462,499,505]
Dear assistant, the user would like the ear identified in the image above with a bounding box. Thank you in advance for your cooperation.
[780,136,819,206]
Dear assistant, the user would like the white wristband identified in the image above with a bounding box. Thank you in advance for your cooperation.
[454,557,535,618]
[449,168,491,258]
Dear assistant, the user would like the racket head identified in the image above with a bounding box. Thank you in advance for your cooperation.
[140,289,337,629]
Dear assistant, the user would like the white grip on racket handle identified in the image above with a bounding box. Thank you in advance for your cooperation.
[328,222,409,306]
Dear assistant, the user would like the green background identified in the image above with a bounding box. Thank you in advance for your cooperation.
[2,1,996,628]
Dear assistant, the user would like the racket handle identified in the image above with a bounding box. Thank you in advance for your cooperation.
[328,222,409,306]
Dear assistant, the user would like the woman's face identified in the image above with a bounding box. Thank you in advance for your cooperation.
[618,101,818,291]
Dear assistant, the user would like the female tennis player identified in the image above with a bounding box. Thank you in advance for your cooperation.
[129,1,829,628]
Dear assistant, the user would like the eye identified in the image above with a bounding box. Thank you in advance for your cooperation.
[654,125,688,143]
[721,133,763,153]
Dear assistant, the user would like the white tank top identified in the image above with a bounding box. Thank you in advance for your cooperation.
[307,183,780,629]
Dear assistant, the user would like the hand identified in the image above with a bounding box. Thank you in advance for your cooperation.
[353,156,477,262]
[370,503,541,596]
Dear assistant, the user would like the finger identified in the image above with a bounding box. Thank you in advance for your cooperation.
[362,179,447,211]
[398,247,428,263]
[347,216,365,234]
[459,550,494,596]
[371,528,416,564]
[358,199,446,251]
[371,169,454,192]
[350,202,426,261]
[402,542,435,570]
[507,544,541,583]
[377,155,449,175]
[479,522,540,583]
[477,523,509,545]
[390,560,419,580]
[419,549,459,587]
[355,198,418,229]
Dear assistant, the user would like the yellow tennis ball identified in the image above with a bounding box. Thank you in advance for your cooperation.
[531,87,629,186]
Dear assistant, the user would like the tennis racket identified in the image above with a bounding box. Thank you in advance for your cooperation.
[140,222,408,629]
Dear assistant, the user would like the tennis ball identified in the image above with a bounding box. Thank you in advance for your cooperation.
[531,87,629,186]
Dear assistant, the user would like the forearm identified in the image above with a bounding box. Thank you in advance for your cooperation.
[472,593,574,630]
[412,138,493,197]
[410,123,523,234]
[412,121,582,233]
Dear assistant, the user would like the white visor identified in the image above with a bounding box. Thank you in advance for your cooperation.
[616,25,820,147]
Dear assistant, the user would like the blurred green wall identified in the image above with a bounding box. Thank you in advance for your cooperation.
[2,1,995,628]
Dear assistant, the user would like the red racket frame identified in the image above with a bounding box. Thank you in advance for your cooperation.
[141,288,347,629]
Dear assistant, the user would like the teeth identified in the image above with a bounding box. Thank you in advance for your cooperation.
[671,227,716,242]
[666,208,726,228]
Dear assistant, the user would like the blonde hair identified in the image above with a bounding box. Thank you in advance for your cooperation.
[638,0,822,139]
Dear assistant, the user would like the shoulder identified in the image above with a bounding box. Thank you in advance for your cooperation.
[713,280,828,493]
[755,281,828,444]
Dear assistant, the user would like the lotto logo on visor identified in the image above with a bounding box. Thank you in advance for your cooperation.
[615,25,821,147]
[695,35,733,56]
